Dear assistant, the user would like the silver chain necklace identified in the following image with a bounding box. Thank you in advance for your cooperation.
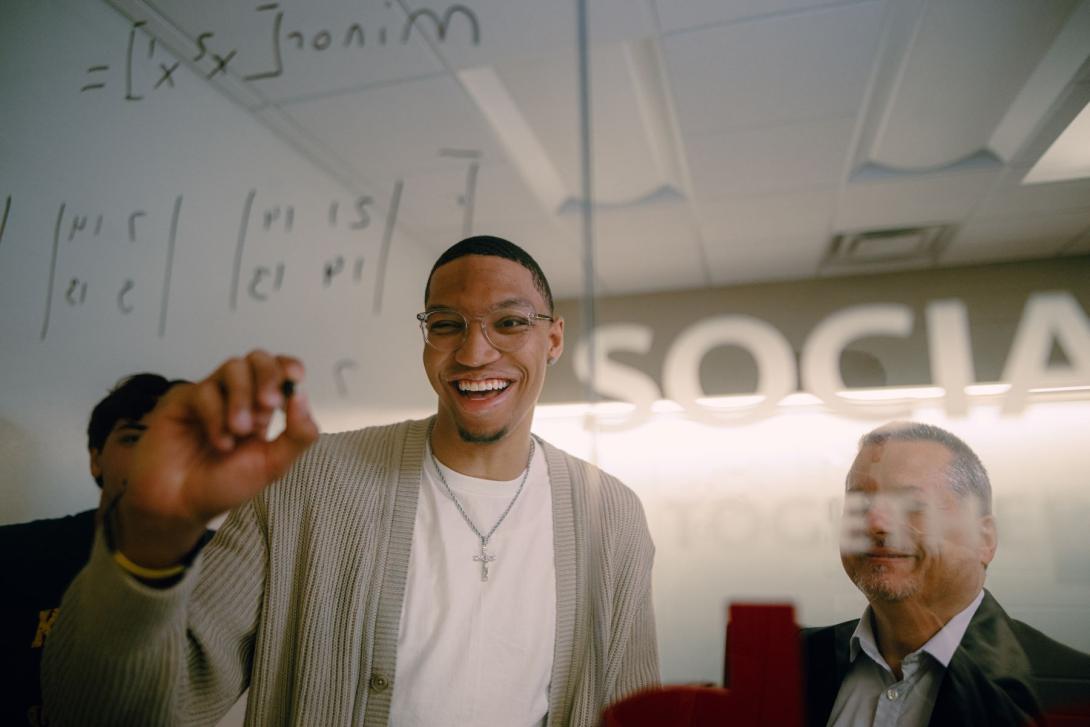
[428,435,536,582]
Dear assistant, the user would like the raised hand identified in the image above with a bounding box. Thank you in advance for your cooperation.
[112,350,319,568]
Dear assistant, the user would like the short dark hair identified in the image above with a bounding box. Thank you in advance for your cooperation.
[858,422,992,515]
[424,235,554,314]
[87,373,188,452]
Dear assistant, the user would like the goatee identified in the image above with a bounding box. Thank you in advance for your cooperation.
[457,424,508,444]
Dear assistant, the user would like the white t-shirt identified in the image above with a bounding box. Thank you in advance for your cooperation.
[390,438,556,726]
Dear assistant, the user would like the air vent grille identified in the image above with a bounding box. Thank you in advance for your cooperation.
[821,224,955,270]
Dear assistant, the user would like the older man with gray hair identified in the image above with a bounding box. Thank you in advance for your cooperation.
[802,421,1090,727]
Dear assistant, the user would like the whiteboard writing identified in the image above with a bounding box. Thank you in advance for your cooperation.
[334,358,359,398]
[39,196,185,340]
[14,149,478,345]
[439,148,482,237]
[225,183,403,314]
[0,196,10,250]
[80,3,482,101]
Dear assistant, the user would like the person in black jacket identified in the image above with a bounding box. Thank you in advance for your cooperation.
[0,373,186,726]
[803,421,1090,727]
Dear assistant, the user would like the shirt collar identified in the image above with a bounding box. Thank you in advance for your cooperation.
[849,589,985,670]
[919,589,985,667]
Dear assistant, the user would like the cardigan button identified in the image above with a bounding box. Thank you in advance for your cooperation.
[370,673,391,692]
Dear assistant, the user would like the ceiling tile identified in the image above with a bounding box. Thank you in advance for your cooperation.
[835,168,1002,232]
[110,0,1090,298]
[391,199,585,296]
[977,166,1090,217]
[652,0,862,35]
[661,2,882,137]
[703,234,825,286]
[686,116,854,200]
[517,228,588,300]
[473,162,562,223]
[696,187,836,244]
[280,74,507,183]
[592,205,709,293]
[944,209,1090,264]
[428,0,658,69]
[392,160,554,232]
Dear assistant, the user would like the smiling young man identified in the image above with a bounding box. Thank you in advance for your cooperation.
[803,422,1090,727]
[43,236,659,726]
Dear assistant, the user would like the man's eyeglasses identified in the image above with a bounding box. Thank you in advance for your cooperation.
[416,308,555,352]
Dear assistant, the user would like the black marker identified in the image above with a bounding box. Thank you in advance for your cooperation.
[281,379,296,398]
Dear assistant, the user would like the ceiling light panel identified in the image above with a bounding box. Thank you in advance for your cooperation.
[977,163,1090,217]
[865,0,1079,171]
[469,39,688,214]
[1024,99,1090,184]
[988,0,1090,164]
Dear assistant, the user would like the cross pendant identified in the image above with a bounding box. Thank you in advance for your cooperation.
[473,542,496,581]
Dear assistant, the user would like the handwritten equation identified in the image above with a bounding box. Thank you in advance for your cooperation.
[81,3,481,102]
[5,146,482,399]
[39,197,183,340]
[227,184,403,315]
[19,189,394,400]
[0,196,10,251]
[33,187,395,342]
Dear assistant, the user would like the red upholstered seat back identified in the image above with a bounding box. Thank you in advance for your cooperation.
[603,603,803,727]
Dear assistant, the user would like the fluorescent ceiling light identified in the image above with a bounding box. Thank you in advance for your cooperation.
[1023,100,1090,184]
[988,0,1090,165]
[457,66,570,213]
[460,40,688,216]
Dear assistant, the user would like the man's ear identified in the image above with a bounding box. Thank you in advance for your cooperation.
[89,448,103,487]
[979,514,998,567]
[547,316,564,365]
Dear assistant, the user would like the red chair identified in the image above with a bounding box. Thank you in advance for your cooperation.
[603,603,803,726]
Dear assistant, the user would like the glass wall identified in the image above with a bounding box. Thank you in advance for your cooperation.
[2,0,1088,715]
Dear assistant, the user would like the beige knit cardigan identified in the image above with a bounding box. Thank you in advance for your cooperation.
[43,417,659,725]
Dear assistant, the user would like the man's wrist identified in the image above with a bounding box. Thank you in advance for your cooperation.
[112,550,186,581]
[101,490,212,572]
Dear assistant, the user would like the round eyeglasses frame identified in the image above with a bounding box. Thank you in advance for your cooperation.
[416,308,555,352]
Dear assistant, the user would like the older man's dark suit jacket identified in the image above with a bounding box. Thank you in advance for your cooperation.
[802,590,1090,727]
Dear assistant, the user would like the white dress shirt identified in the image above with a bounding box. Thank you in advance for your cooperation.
[827,590,985,727]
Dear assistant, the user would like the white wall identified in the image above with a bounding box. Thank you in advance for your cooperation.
[535,396,1090,683]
